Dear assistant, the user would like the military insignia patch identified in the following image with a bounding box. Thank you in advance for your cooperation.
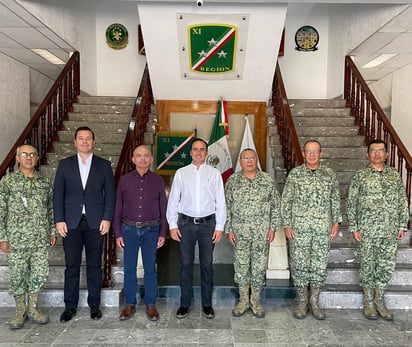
[189,24,237,74]
[106,23,129,50]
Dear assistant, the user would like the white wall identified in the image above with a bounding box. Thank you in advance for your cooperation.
[0,54,30,162]
[279,4,330,99]
[327,3,406,98]
[138,2,287,102]
[278,3,407,100]
[29,70,54,111]
[96,1,146,96]
[369,73,393,110]
[391,64,412,156]
[19,0,98,95]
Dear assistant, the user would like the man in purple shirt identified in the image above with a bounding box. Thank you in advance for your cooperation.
[113,145,167,321]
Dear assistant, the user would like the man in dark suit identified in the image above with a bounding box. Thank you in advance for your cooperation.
[53,126,115,322]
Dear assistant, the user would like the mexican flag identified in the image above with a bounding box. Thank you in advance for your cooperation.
[235,117,262,172]
[207,98,234,184]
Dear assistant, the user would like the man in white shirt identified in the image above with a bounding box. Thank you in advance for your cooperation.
[167,138,226,319]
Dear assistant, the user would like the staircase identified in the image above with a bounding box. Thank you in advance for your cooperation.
[270,98,412,309]
[0,95,137,307]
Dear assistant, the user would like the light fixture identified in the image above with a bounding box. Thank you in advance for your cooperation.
[361,54,397,69]
[31,49,65,65]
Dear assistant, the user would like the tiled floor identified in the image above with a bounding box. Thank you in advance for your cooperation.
[1,298,412,346]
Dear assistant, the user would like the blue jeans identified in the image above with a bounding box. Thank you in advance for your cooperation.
[122,223,159,306]
[178,215,215,308]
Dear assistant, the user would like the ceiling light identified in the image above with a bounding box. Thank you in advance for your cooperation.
[361,54,397,68]
[31,49,65,65]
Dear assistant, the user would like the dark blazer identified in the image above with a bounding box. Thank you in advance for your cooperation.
[53,154,115,230]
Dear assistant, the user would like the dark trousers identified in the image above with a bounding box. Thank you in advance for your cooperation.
[178,214,215,308]
[62,218,103,309]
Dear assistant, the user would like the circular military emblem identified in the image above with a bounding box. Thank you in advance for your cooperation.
[106,23,129,49]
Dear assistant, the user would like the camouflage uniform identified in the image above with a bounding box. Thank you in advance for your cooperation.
[224,171,281,288]
[346,165,409,288]
[0,170,56,296]
[281,164,342,287]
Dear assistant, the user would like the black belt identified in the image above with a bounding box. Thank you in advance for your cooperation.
[180,213,214,225]
[122,218,159,228]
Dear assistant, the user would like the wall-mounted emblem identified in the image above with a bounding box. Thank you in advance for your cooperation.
[295,25,319,52]
[106,23,129,50]
[189,24,237,75]
[178,13,248,80]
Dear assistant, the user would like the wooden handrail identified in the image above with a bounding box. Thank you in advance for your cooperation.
[344,55,412,228]
[0,52,80,178]
[102,64,154,287]
[272,62,304,173]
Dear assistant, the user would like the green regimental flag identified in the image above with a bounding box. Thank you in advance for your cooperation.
[156,132,194,175]
[189,24,237,74]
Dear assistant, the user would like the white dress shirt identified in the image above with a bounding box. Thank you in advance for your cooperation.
[166,162,227,231]
[77,153,93,214]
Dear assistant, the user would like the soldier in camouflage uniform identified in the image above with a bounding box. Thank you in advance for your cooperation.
[347,139,409,321]
[0,145,56,329]
[281,140,341,320]
[225,149,281,318]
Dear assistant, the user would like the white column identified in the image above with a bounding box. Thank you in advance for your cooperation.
[266,226,290,279]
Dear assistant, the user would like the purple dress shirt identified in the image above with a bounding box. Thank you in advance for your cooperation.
[113,170,167,238]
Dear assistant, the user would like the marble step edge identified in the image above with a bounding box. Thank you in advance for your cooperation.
[0,283,123,307]
[76,96,135,105]
[320,284,412,309]
[326,262,412,270]
[0,284,410,309]
[0,285,296,307]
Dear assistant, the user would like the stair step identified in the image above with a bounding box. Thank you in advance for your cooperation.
[296,126,359,137]
[320,284,412,309]
[0,284,123,307]
[51,142,122,156]
[76,95,135,105]
[63,121,129,134]
[328,245,412,264]
[57,130,127,144]
[68,112,131,123]
[292,108,351,117]
[289,99,347,108]
[320,158,368,171]
[325,263,412,286]
[72,104,133,114]
[320,147,367,158]
[293,117,354,127]
[299,136,365,147]
[47,153,119,167]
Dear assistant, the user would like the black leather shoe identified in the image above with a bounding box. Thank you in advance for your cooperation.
[202,306,215,319]
[91,308,102,320]
[60,308,77,323]
[176,306,189,319]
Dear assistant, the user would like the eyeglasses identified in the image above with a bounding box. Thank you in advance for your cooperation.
[369,149,386,154]
[241,157,256,161]
[19,152,38,158]
[304,150,320,155]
